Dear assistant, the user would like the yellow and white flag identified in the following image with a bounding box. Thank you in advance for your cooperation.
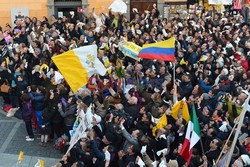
[152,113,167,137]
[171,100,190,123]
[18,151,24,163]
[52,45,107,93]
[34,159,44,167]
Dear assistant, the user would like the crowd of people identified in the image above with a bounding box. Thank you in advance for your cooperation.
[0,3,250,167]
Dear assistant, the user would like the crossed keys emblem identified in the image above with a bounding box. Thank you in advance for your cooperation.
[86,54,95,68]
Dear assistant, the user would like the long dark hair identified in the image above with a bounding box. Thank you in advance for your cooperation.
[20,93,30,102]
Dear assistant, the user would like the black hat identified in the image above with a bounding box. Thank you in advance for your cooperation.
[82,95,92,107]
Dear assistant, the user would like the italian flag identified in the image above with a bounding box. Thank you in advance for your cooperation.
[179,104,201,164]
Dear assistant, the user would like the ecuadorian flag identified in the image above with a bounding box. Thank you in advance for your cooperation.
[52,45,107,93]
[138,37,175,61]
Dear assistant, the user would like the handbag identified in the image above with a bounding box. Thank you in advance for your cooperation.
[233,0,242,10]
[0,80,10,93]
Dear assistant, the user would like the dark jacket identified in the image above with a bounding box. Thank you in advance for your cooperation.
[48,94,63,124]
[118,153,137,167]
[11,75,28,96]
[15,80,28,95]
[0,68,11,84]
[22,101,33,121]
[90,139,105,167]
[59,104,77,126]
[196,108,211,124]
[205,148,220,166]
[29,92,45,111]
[120,93,138,120]
[14,33,28,46]
[178,81,193,99]
[30,72,44,86]
[134,121,151,135]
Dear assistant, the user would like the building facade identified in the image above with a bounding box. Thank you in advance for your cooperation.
[1,0,248,29]
[0,0,168,28]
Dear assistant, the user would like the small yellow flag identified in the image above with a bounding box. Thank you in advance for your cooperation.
[18,151,24,163]
[180,58,186,65]
[5,57,9,66]
[40,159,45,167]
[199,56,206,62]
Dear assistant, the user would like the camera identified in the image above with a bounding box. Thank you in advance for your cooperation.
[55,40,68,51]
[108,108,133,128]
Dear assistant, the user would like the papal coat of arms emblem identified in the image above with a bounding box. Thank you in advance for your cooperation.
[86,54,95,68]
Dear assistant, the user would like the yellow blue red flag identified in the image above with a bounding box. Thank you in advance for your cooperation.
[138,37,175,61]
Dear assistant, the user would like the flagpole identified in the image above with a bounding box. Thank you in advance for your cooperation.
[215,116,239,164]
[200,138,205,155]
[225,96,250,167]
[173,62,175,89]
[173,62,177,104]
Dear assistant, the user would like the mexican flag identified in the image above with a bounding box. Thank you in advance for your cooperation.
[179,104,201,164]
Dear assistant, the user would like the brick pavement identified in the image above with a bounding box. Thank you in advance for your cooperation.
[0,109,62,167]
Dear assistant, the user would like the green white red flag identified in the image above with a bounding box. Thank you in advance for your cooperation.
[179,104,201,164]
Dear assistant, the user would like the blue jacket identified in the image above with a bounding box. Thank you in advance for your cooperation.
[79,29,95,44]
[29,92,45,111]
[200,80,212,93]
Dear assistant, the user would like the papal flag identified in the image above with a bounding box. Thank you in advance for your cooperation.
[52,45,107,93]
[34,159,45,167]
[18,151,24,163]
[171,100,190,123]
[152,113,167,137]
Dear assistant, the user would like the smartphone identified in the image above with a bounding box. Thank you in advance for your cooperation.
[238,133,248,141]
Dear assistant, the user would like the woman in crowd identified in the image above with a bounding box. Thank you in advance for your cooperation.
[21,93,34,141]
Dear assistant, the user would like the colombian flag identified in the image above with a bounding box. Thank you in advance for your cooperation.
[138,37,175,61]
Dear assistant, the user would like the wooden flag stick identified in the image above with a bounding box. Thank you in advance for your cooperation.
[215,116,239,164]
[225,96,250,166]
